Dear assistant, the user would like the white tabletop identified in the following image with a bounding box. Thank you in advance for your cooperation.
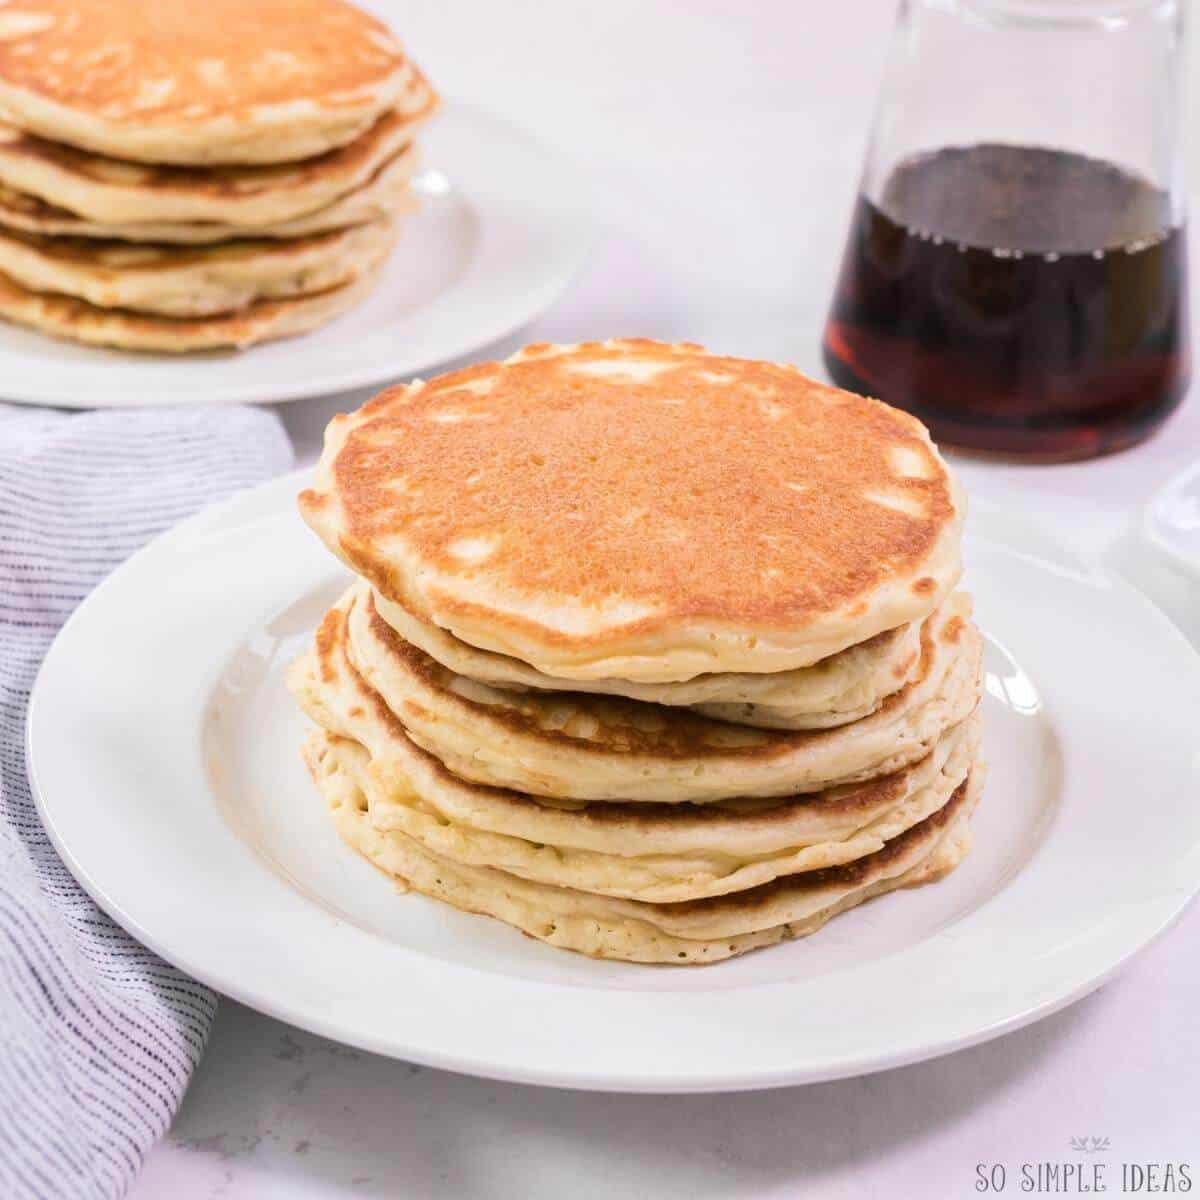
[134,3,1200,1195]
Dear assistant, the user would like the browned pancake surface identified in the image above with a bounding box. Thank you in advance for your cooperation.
[0,0,409,129]
[312,340,958,652]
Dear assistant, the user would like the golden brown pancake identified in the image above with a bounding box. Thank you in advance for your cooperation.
[309,732,983,963]
[369,581,924,730]
[0,106,429,227]
[287,587,981,902]
[301,340,965,683]
[0,259,383,351]
[0,0,428,164]
[0,218,396,315]
[318,583,981,803]
[293,582,979,851]
[0,146,416,243]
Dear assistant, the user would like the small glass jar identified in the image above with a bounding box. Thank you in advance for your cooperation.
[822,0,1189,461]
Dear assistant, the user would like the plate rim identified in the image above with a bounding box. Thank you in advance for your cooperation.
[0,102,597,409]
[26,468,1200,1092]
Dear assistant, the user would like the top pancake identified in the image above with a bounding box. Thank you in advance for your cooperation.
[301,340,965,683]
[0,0,420,164]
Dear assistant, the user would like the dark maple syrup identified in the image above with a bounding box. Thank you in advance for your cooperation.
[822,144,1189,460]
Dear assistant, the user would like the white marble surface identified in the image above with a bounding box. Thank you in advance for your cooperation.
[133,3,1200,1195]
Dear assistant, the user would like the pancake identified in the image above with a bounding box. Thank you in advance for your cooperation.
[294,615,980,858]
[289,590,981,900]
[0,106,429,227]
[0,260,383,351]
[308,736,982,963]
[310,727,977,904]
[333,582,981,803]
[300,340,965,683]
[0,145,418,243]
[372,585,924,730]
[294,692,978,901]
[0,218,397,316]
[0,0,427,164]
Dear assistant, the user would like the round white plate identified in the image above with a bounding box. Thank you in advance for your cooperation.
[0,104,594,408]
[27,472,1200,1092]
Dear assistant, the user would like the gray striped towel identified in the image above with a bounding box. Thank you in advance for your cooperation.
[0,403,293,1199]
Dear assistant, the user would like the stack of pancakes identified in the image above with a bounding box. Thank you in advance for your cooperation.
[0,0,435,351]
[290,340,985,964]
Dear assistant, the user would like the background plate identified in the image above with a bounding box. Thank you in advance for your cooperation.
[1144,458,1200,581]
[27,472,1200,1091]
[0,105,594,408]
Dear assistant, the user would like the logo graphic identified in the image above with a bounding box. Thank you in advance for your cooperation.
[1069,1136,1111,1155]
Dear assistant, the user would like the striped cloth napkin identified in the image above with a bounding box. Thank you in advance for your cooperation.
[0,404,292,1200]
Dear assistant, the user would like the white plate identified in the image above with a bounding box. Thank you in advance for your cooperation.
[1144,458,1200,580]
[27,472,1200,1092]
[0,105,594,408]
